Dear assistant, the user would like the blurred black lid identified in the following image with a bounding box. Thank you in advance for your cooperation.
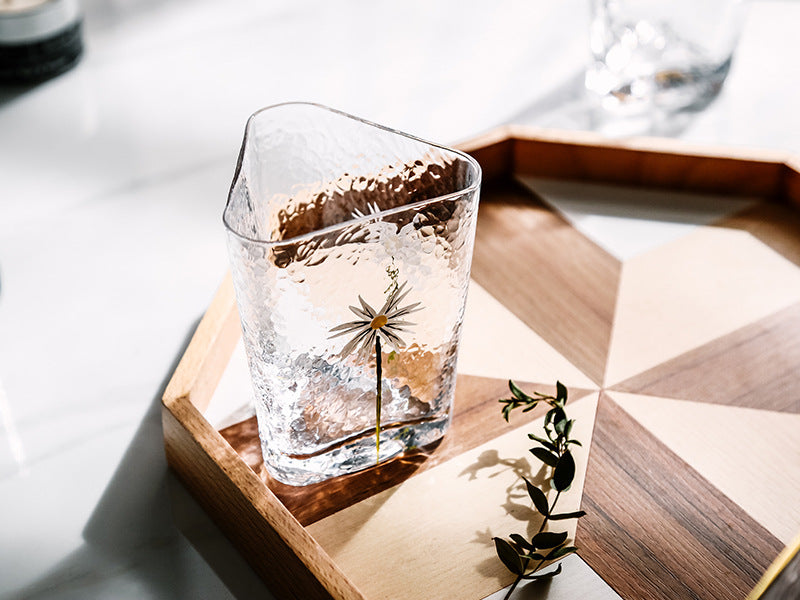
[0,0,83,83]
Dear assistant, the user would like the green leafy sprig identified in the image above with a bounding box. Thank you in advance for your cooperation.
[493,381,586,599]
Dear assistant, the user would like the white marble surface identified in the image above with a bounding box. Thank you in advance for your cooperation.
[0,1,798,598]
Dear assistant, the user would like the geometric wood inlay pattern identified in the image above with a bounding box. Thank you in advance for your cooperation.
[201,172,800,600]
[609,392,800,544]
[458,281,597,388]
[604,226,800,387]
[611,302,800,413]
[471,179,621,386]
[577,394,784,600]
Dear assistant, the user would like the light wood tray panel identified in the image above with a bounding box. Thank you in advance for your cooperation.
[162,128,800,600]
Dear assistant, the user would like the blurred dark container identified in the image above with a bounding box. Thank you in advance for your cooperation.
[0,0,83,83]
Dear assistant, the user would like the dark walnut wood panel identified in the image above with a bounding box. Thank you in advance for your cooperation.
[612,301,800,413]
[471,179,620,385]
[219,376,593,526]
[577,394,784,600]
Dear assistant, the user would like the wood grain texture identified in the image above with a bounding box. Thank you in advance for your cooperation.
[162,278,367,600]
[458,281,597,388]
[577,394,784,600]
[603,226,800,386]
[611,301,800,413]
[162,128,800,600]
[306,394,599,600]
[163,405,359,600]
[610,392,800,544]
[456,127,514,182]
[716,200,800,268]
[783,159,800,209]
[219,377,594,526]
[471,178,620,385]
[747,531,800,600]
[504,127,788,199]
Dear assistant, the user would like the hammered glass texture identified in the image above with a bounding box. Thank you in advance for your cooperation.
[224,104,481,486]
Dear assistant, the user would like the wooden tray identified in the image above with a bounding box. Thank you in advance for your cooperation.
[162,126,800,600]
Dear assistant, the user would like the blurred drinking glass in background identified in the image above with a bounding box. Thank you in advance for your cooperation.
[585,0,749,115]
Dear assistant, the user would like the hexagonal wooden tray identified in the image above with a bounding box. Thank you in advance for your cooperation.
[162,126,800,600]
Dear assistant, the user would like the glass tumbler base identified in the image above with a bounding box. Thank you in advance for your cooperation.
[262,415,451,486]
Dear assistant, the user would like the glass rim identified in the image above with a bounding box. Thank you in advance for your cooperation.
[223,101,482,247]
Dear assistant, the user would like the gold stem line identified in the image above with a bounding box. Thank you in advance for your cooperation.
[375,335,382,463]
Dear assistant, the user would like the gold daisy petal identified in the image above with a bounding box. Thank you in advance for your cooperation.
[378,280,407,315]
[384,320,416,329]
[330,327,368,339]
[340,328,373,357]
[380,328,406,348]
[330,320,369,333]
[349,305,372,319]
[358,295,377,317]
[355,331,377,361]
[388,302,422,319]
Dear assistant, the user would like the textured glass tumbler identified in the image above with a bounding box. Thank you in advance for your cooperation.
[586,0,749,113]
[224,103,481,486]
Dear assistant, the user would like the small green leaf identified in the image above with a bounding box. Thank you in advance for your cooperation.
[530,447,559,467]
[494,537,524,575]
[494,381,587,583]
[510,533,533,551]
[524,477,550,516]
[553,407,568,435]
[547,546,579,560]
[531,531,569,549]
[521,563,562,580]
[527,433,558,452]
[548,510,586,521]
[553,450,575,491]
[509,380,532,403]
[525,553,546,561]
[556,381,567,404]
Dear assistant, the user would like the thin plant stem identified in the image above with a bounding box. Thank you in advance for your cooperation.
[503,576,522,600]
[375,335,382,463]
[502,476,564,599]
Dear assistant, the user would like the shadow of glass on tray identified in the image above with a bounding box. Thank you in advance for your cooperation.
[217,374,560,528]
[219,416,443,526]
